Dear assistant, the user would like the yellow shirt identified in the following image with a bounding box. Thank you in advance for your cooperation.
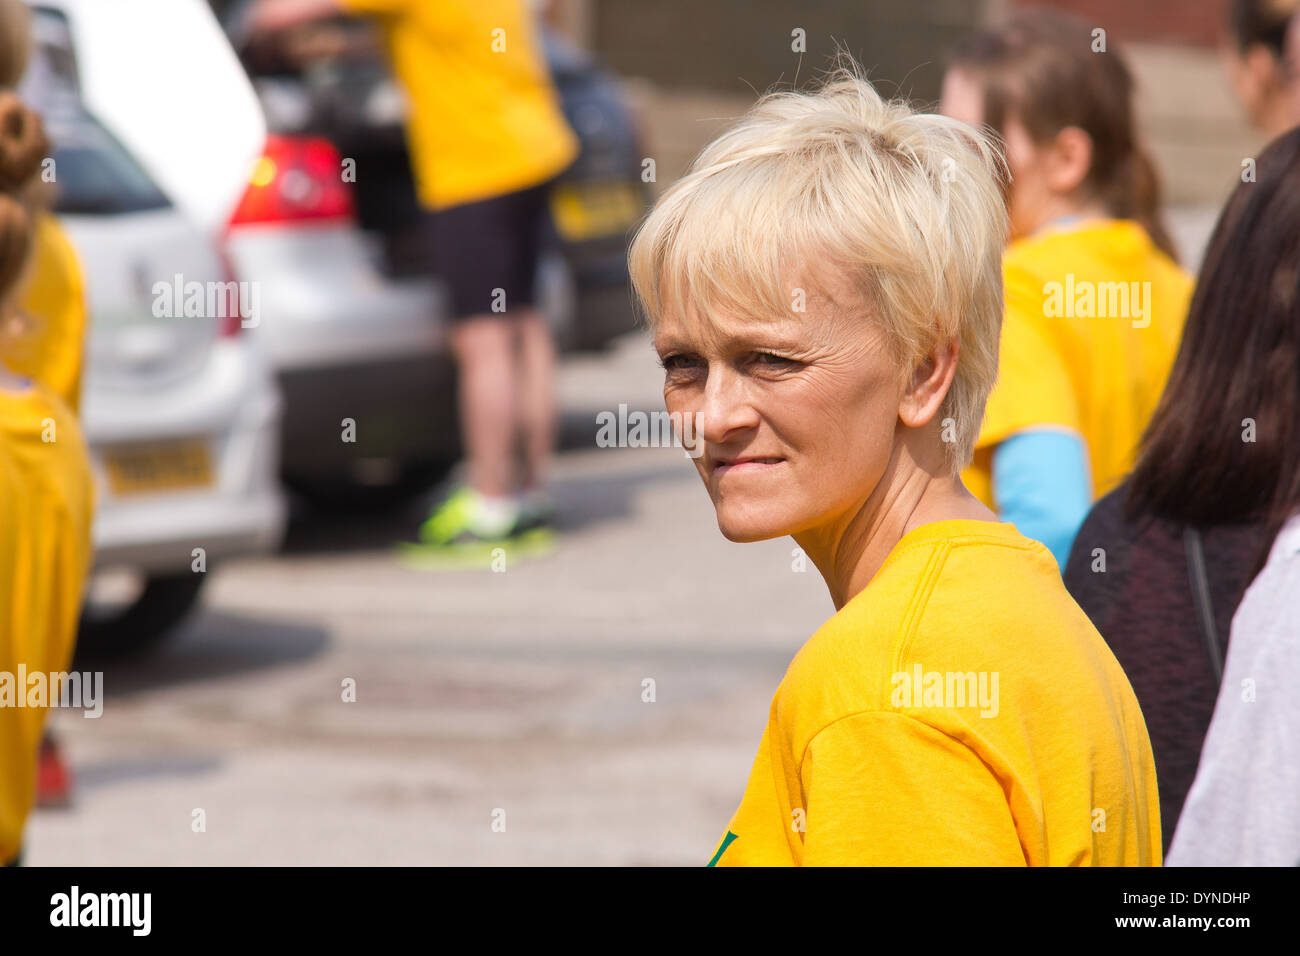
[709,520,1161,866]
[0,380,94,863]
[2,214,89,415]
[339,0,579,210]
[962,220,1191,507]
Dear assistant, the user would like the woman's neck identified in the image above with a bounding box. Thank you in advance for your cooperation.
[793,444,997,611]
[1025,196,1111,238]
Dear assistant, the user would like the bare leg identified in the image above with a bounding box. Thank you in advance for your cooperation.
[514,307,557,491]
[450,315,517,499]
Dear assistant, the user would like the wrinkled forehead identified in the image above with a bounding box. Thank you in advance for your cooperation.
[650,261,874,353]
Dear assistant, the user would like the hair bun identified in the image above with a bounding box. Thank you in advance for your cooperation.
[0,91,47,191]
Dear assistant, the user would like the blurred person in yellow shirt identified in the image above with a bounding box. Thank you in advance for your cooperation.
[0,0,86,415]
[0,82,94,864]
[941,9,1192,569]
[250,0,578,548]
[8,216,89,811]
[0,373,93,865]
[4,214,88,414]
[0,0,93,822]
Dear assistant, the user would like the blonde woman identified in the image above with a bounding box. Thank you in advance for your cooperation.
[628,68,1161,866]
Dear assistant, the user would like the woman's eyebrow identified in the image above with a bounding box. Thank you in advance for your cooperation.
[715,329,808,353]
[652,335,692,354]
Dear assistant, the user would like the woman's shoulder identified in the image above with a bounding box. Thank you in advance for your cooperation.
[1004,219,1191,287]
[775,520,1138,765]
[783,521,1082,706]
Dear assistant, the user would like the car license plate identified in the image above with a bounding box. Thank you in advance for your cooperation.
[104,440,214,496]
[550,181,642,242]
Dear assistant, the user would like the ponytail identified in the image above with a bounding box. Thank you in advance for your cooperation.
[1118,147,1180,265]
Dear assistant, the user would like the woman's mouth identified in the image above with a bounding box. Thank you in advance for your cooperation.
[712,456,785,476]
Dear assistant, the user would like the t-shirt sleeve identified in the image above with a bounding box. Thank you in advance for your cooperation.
[977,261,1081,449]
[800,710,1026,865]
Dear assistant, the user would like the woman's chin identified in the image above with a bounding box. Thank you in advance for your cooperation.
[714,510,792,543]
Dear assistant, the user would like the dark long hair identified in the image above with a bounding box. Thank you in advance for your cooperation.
[948,7,1178,262]
[1127,126,1300,559]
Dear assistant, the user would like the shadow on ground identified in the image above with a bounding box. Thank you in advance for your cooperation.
[79,612,330,699]
[282,435,693,556]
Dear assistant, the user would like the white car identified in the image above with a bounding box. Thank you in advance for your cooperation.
[22,5,286,655]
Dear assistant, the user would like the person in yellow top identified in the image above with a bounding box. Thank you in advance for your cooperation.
[941,9,1192,568]
[627,58,1161,864]
[0,373,94,866]
[0,0,88,415]
[0,71,94,863]
[250,0,578,548]
[710,520,1160,866]
[2,209,92,815]
[4,214,88,413]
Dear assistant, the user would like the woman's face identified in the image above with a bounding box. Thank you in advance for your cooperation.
[940,67,1056,240]
[653,279,908,543]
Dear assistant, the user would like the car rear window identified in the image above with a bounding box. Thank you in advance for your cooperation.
[24,6,172,215]
[46,111,172,216]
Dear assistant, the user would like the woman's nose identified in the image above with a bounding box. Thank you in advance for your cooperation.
[695,366,760,444]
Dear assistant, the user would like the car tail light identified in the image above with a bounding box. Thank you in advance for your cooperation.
[227,134,355,227]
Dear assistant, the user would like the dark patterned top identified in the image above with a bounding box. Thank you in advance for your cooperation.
[1063,485,1270,854]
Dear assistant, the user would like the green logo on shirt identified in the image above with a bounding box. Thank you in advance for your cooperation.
[707,830,738,867]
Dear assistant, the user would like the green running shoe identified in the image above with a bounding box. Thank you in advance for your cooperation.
[413,485,553,551]
[418,485,481,546]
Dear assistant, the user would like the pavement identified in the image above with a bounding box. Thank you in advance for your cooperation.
[25,330,834,866]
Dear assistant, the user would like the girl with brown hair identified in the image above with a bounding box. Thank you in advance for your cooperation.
[940,8,1192,571]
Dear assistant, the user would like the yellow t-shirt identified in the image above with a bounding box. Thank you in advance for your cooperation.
[0,380,94,864]
[3,214,89,415]
[709,520,1161,866]
[962,220,1191,508]
[338,0,579,210]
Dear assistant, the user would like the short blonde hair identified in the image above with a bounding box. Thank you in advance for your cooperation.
[628,66,1008,470]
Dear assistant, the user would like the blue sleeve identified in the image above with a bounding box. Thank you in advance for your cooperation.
[992,429,1092,571]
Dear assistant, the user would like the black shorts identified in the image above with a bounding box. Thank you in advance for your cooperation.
[426,180,553,320]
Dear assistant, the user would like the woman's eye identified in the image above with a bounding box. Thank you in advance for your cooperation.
[659,353,698,371]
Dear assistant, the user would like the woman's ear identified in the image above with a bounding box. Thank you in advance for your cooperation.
[899,336,960,428]
[1046,125,1094,195]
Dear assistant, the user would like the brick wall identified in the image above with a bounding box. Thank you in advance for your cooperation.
[1009,0,1231,47]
